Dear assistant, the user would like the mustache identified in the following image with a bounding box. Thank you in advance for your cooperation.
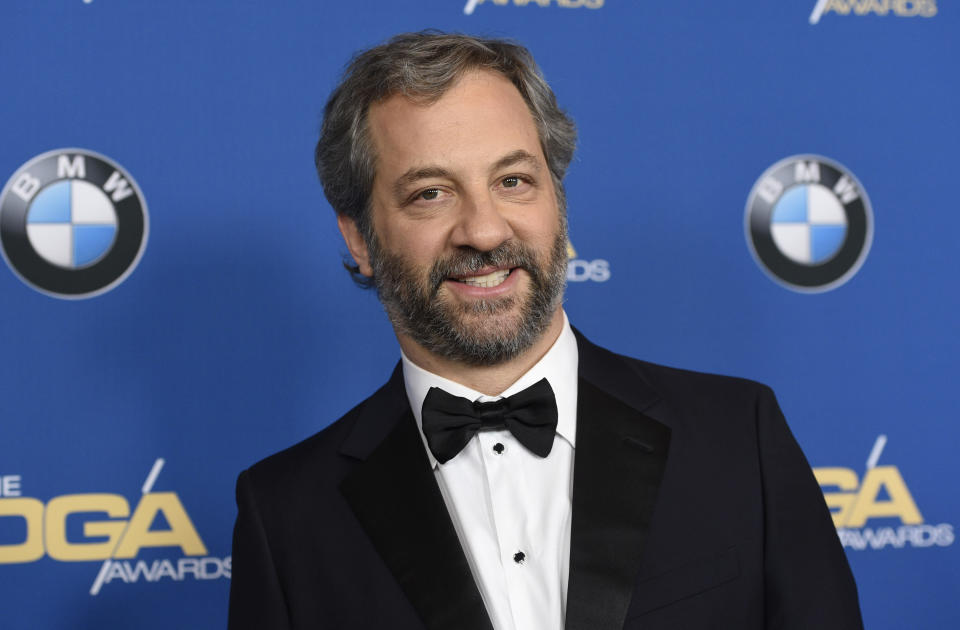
[427,241,539,294]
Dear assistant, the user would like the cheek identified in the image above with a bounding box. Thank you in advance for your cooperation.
[373,212,454,259]
[516,204,562,245]
[380,225,445,267]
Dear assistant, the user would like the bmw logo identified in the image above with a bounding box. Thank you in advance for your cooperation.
[0,149,148,298]
[745,155,872,292]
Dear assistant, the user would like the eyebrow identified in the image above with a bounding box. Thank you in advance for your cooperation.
[391,149,543,200]
[392,166,452,200]
[491,149,542,174]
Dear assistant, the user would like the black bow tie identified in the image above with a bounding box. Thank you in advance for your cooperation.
[420,378,558,464]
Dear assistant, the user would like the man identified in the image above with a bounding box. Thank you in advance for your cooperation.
[228,32,863,630]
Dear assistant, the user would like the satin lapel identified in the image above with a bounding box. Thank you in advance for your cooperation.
[340,405,493,630]
[565,374,671,630]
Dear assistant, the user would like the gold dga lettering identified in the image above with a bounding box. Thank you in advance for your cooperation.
[0,498,45,563]
[558,0,586,7]
[585,0,604,7]
[113,492,208,558]
[921,0,938,17]
[824,0,853,15]
[814,468,859,527]
[846,466,924,528]
[45,494,130,561]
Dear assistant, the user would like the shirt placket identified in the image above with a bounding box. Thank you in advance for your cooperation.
[476,428,541,630]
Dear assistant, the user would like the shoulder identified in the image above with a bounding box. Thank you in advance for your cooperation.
[241,363,406,486]
[631,355,773,409]
[238,395,368,498]
[576,330,774,415]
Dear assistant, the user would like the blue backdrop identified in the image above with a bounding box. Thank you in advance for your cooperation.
[0,1,956,628]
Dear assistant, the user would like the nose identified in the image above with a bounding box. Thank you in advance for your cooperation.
[450,190,514,252]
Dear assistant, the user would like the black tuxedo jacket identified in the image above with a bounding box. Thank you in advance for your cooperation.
[228,332,863,629]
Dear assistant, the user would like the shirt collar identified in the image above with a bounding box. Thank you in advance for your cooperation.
[402,311,579,469]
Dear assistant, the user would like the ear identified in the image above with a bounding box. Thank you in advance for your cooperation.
[337,214,374,278]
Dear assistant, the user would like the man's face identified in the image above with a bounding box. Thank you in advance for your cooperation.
[353,70,567,366]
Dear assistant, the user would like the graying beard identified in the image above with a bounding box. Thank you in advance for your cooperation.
[369,230,567,366]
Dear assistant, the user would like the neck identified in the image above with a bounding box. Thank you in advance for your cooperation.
[397,309,565,396]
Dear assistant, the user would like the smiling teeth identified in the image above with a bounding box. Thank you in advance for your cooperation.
[460,269,510,288]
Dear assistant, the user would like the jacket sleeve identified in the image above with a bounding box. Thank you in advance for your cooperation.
[228,469,292,630]
[756,386,864,630]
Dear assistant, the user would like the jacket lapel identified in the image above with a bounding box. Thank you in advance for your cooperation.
[566,332,672,630]
[339,365,493,630]
[337,330,671,630]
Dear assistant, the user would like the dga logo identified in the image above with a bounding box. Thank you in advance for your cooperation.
[0,459,230,595]
[464,0,603,15]
[809,0,937,24]
[745,155,872,292]
[814,435,954,551]
[566,239,610,283]
[0,148,148,299]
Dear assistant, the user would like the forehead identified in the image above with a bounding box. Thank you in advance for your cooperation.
[366,70,544,180]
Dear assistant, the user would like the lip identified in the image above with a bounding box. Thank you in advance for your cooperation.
[443,266,521,298]
[448,265,511,280]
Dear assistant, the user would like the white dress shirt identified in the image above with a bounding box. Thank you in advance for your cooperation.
[401,312,579,630]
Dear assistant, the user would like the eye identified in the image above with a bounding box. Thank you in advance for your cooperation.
[498,175,534,195]
[406,186,451,208]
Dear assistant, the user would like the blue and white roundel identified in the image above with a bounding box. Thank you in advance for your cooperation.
[1,148,147,298]
[745,155,872,293]
[26,179,118,268]
[770,183,847,265]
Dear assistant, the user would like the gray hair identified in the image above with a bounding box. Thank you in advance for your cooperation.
[314,31,577,286]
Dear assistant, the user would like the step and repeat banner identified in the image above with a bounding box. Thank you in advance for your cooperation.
[1,1,956,628]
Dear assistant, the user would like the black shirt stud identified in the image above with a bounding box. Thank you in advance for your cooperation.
[513,551,525,564]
